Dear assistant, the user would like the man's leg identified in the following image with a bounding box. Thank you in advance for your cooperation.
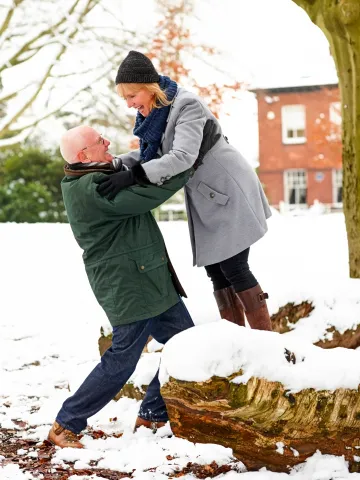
[54,319,152,435]
[137,299,194,425]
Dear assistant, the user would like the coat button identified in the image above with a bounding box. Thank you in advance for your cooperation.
[210,192,215,198]
[140,265,145,270]
[161,257,165,261]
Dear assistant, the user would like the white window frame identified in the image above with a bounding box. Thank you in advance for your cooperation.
[281,105,306,145]
[332,169,343,206]
[329,102,341,126]
[284,169,307,205]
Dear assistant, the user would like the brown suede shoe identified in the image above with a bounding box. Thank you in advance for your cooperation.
[133,416,166,433]
[47,421,83,448]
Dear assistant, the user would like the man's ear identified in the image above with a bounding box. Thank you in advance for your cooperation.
[76,151,89,163]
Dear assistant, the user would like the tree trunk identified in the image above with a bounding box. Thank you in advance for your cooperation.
[291,0,360,277]
[161,373,360,472]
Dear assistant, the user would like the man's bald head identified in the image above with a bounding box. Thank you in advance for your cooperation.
[59,126,112,164]
[60,126,98,164]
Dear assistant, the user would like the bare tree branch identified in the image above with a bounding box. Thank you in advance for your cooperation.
[0,0,106,136]
[0,0,24,36]
[0,0,83,72]
[10,62,115,133]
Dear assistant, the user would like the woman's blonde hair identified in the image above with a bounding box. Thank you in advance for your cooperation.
[116,83,172,110]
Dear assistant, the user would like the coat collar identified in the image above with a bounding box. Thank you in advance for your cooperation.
[64,162,115,178]
[166,87,182,123]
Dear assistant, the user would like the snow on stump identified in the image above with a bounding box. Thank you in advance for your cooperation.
[98,327,162,401]
[271,301,360,349]
[160,321,360,473]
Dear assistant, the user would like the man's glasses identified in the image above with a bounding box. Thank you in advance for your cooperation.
[82,136,105,151]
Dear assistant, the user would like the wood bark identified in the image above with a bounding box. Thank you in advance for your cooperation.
[292,0,360,277]
[161,373,360,472]
[271,301,360,348]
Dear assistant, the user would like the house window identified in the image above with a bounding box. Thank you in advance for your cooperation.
[332,169,342,204]
[284,170,307,205]
[329,102,341,126]
[281,105,306,144]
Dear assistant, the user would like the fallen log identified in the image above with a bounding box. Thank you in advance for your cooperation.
[162,374,360,472]
[271,301,360,349]
[270,301,314,333]
[98,295,360,404]
[160,322,360,473]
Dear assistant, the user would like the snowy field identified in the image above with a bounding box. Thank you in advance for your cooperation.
[1,211,360,479]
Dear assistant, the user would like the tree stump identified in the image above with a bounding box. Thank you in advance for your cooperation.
[161,373,360,473]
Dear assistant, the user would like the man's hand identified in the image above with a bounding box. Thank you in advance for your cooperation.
[194,119,222,170]
[96,163,148,200]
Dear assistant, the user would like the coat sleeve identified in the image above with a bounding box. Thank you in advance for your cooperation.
[141,98,207,185]
[115,149,141,168]
[93,170,190,218]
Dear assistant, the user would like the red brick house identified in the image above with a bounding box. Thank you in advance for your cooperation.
[254,81,342,210]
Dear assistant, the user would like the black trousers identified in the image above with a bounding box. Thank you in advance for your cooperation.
[204,248,258,293]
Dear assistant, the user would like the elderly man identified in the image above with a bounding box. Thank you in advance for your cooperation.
[48,122,218,448]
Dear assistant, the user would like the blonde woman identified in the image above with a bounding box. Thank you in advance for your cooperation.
[97,51,272,331]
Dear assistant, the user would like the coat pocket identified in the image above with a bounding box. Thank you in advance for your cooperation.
[197,181,229,206]
[134,250,169,300]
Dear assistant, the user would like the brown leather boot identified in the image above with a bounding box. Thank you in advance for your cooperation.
[133,416,167,433]
[214,286,245,326]
[236,284,272,331]
[47,421,83,448]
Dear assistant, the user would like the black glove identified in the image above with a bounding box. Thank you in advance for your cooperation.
[96,163,148,200]
[193,119,222,170]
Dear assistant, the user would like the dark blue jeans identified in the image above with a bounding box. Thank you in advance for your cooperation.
[56,299,194,433]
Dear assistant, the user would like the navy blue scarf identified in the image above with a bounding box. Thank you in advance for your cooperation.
[133,75,178,163]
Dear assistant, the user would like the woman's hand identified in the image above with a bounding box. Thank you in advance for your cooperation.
[96,170,135,200]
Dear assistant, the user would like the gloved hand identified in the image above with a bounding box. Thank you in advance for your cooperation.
[193,119,222,170]
[96,163,148,200]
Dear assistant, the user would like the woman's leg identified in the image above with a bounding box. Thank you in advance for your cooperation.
[219,248,272,331]
[205,263,231,291]
[218,248,258,292]
[205,263,245,326]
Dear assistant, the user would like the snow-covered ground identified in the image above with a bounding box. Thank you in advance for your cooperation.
[1,211,360,479]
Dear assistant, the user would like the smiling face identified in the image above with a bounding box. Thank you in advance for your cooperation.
[79,129,113,163]
[60,126,113,164]
[118,85,154,117]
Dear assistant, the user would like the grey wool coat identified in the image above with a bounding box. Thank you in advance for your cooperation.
[118,87,272,267]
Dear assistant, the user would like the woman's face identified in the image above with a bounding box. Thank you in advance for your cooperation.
[123,88,153,117]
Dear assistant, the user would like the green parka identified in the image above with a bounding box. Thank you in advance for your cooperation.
[61,169,190,327]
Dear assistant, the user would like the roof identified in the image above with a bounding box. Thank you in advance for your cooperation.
[250,72,339,93]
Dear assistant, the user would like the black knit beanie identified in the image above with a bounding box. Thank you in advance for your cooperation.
[115,51,160,84]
